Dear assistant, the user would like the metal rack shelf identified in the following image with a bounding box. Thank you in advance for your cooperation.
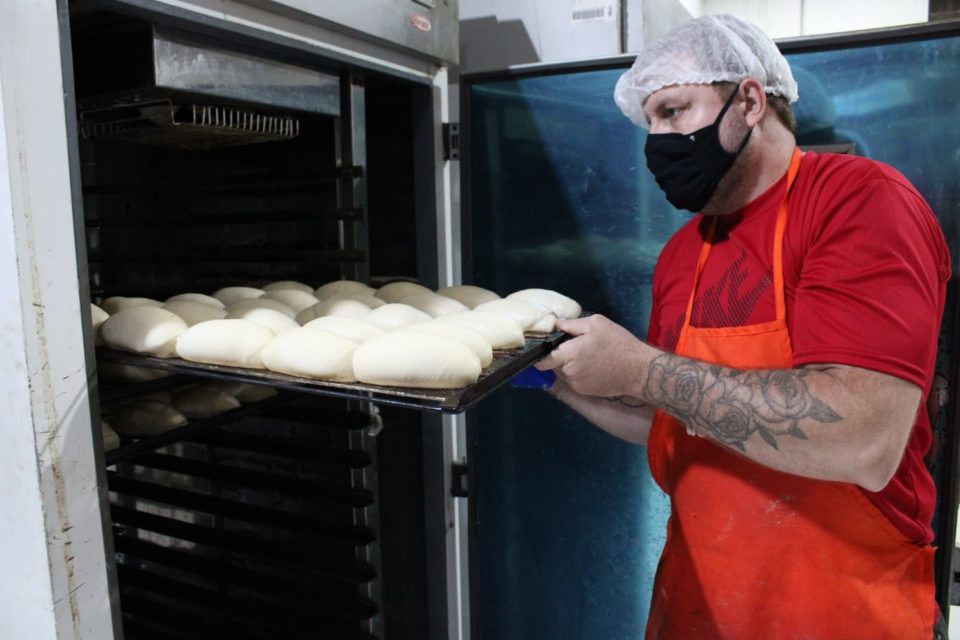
[96,329,569,414]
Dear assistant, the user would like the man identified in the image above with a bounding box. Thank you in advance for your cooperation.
[533,14,951,639]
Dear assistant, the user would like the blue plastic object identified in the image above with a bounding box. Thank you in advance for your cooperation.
[510,366,557,389]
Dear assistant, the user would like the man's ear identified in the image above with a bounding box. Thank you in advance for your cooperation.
[740,77,767,127]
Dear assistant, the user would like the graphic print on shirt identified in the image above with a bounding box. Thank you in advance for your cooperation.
[662,250,772,352]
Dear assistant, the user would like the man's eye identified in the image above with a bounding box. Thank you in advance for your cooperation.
[664,107,682,119]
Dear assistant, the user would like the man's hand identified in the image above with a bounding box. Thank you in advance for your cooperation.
[535,315,647,398]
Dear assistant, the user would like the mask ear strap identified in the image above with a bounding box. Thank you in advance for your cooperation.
[718,82,753,154]
[715,82,742,121]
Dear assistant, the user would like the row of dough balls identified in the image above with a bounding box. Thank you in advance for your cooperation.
[93,281,581,389]
[101,382,278,448]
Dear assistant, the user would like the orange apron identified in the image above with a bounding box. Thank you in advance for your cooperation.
[645,148,936,639]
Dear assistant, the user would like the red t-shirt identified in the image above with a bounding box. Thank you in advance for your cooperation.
[647,151,951,544]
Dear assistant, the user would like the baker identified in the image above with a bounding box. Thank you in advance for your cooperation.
[534,14,951,639]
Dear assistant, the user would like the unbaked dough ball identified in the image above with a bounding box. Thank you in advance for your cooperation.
[354,332,481,389]
[91,304,109,345]
[315,280,377,300]
[172,385,241,419]
[166,293,226,309]
[100,307,188,357]
[296,299,372,324]
[374,281,433,303]
[90,303,109,331]
[215,382,278,404]
[225,307,299,334]
[212,286,265,306]
[400,292,470,318]
[400,322,493,367]
[176,319,274,369]
[226,297,296,318]
[162,300,227,326]
[436,285,501,309]
[474,299,556,333]
[365,303,432,331]
[262,280,315,294]
[507,288,582,319]
[326,293,386,309]
[262,289,320,314]
[101,420,120,451]
[437,311,526,349]
[109,400,188,436]
[262,328,358,381]
[97,363,172,383]
[302,316,386,344]
[100,296,164,315]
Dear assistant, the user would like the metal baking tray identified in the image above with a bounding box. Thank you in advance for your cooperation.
[95,330,569,414]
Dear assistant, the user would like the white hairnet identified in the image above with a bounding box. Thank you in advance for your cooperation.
[614,14,799,128]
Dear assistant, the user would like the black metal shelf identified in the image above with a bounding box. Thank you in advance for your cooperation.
[119,452,374,507]
[86,207,363,228]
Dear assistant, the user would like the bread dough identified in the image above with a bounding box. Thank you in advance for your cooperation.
[353,332,481,388]
[302,316,385,343]
[226,297,297,318]
[165,293,225,309]
[296,299,372,324]
[365,303,432,331]
[225,307,299,334]
[262,328,358,381]
[90,303,109,330]
[262,289,320,314]
[473,299,557,333]
[172,385,241,419]
[507,288,582,319]
[91,303,109,345]
[162,300,227,326]
[109,400,188,436]
[176,319,275,369]
[97,362,172,382]
[262,280,315,294]
[215,382,278,404]
[400,292,469,317]
[315,280,377,300]
[100,296,164,314]
[326,293,386,309]
[374,281,433,303]
[212,286,265,306]
[101,420,121,451]
[400,322,493,367]
[100,307,188,357]
[437,311,526,349]
[436,285,501,308]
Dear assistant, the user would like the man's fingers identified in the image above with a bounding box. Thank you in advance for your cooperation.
[555,316,593,336]
[535,345,567,371]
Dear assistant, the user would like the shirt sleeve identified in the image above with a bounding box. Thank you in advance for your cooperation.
[789,169,950,390]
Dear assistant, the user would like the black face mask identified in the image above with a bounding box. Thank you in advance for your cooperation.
[644,86,752,212]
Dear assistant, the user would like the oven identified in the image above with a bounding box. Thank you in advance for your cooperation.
[1,1,473,638]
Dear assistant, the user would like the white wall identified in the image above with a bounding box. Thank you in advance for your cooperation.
[699,0,928,37]
[0,2,115,638]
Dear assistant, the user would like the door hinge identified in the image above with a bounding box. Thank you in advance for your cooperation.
[451,461,468,498]
[443,122,460,161]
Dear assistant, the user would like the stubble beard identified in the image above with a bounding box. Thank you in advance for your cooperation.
[699,111,754,217]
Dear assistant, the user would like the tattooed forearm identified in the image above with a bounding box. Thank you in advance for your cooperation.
[643,353,842,451]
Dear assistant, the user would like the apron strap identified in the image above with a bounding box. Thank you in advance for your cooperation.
[680,147,804,332]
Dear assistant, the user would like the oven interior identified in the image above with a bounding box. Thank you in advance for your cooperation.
[72,9,432,639]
